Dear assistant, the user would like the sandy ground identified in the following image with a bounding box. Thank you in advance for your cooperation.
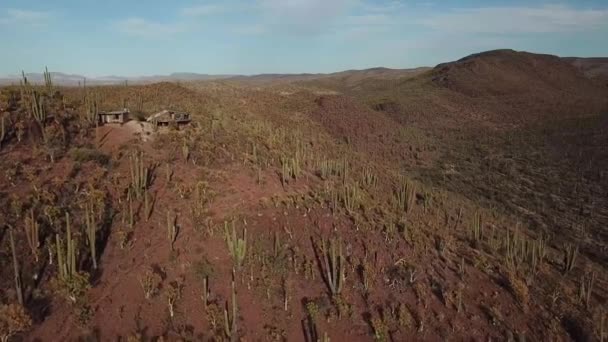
[96,120,155,152]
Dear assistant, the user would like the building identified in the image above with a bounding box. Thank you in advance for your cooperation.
[98,109,130,124]
[146,110,191,126]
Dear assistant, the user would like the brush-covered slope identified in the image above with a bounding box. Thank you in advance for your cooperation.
[431,49,601,97]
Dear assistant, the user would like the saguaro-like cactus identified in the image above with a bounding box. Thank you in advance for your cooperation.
[24,208,40,262]
[0,115,6,149]
[56,212,77,280]
[85,203,97,269]
[85,93,99,126]
[223,271,238,341]
[224,221,247,269]
[44,66,53,93]
[129,151,149,199]
[320,237,345,296]
[8,227,24,305]
[167,210,177,250]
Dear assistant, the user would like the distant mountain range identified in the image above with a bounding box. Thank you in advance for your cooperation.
[1,56,606,86]
[0,72,237,86]
[0,68,428,86]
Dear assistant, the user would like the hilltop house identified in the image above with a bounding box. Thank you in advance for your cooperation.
[98,109,130,124]
[146,110,191,126]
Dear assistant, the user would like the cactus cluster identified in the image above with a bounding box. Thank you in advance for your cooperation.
[471,212,483,247]
[56,212,77,280]
[341,183,360,214]
[129,151,149,199]
[224,221,247,269]
[394,179,416,214]
[85,93,99,126]
[43,66,53,93]
[320,237,345,296]
[280,155,301,186]
[24,209,40,263]
[54,212,90,303]
[84,202,98,270]
[30,91,46,126]
[503,229,547,273]
[317,158,348,182]
[362,166,378,188]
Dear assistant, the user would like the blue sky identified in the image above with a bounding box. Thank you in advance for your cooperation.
[1,0,607,76]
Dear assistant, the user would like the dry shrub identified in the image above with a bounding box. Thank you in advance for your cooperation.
[0,304,32,341]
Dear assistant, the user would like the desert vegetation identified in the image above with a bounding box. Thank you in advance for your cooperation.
[0,50,607,340]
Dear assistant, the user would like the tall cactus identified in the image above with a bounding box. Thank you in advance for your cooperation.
[85,203,97,269]
[224,221,247,269]
[56,212,77,280]
[30,90,47,143]
[0,115,5,149]
[24,208,40,262]
[85,92,99,126]
[129,151,149,199]
[8,226,24,305]
[44,66,53,93]
[320,237,345,296]
[223,271,238,341]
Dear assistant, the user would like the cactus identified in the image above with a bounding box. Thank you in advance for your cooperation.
[579,272,596,308]
[126,190,135,231]
[0,115,5,149]
[166,282,181,318]
[395,180,416,213]
[563,243,578,274]
[85,92,99,126]
[56,212,77,280]
[167,210,177,250]
[362,167,378,188]
[24,208,40,263]
[320,237,345,296]
[144,190,151,222]
[224,221,247,269]
[44,66,53,93]
[201,276,209,308]
[129,151,149,199]
[182,140,190,161]
[30,91,46,123]
[223,271,238,341]
[341,183,360,214]
[85,203,97,270]
[165,163,172,183]
[8,227,24,305]
[54,212,90,304]
[139,268,161,300]
[471,212,483,247]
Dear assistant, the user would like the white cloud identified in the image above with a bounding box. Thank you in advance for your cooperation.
[180,4,225,16]
[0,8,53,26]
[359,1,406,14]
[114,17,186,38]
[258,0,357,33]
[421,5,608,34]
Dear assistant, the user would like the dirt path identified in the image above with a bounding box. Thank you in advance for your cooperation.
[96,121,154,153]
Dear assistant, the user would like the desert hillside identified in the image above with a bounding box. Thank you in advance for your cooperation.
[0,50,607,341]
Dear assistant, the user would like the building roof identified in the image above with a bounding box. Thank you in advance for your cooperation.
[99,108,129,116]
[147,110,191,123]
[146,110,172,122]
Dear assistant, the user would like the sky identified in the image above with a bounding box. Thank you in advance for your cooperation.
[0,0,607,77]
